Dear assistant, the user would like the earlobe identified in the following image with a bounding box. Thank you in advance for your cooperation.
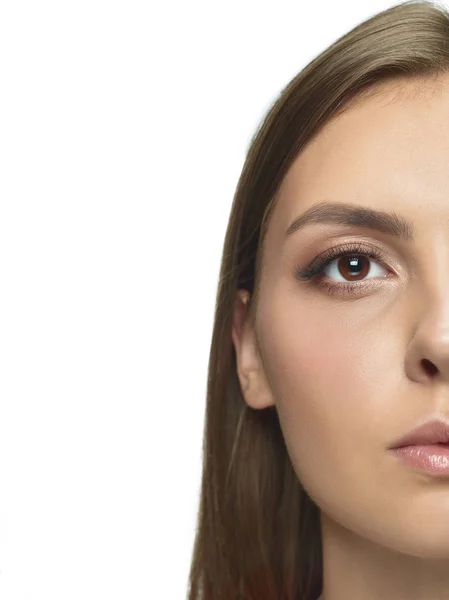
[232,289,275,410]
[241,370,275,410]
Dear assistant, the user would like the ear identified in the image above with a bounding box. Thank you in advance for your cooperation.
[231,289,275,409]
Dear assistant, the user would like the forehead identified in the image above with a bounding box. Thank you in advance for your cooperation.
[266,75,449,249]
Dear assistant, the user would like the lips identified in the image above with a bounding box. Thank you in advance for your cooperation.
[389,418,449,449]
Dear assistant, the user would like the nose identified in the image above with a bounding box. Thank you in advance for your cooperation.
[404,306,449,383]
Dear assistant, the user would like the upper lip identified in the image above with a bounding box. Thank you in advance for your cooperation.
[389,418,449,449]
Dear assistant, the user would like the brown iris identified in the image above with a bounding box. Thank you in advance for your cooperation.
[337,255,370,281]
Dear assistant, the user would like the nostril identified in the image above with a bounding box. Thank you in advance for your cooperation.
[421,359,438,376]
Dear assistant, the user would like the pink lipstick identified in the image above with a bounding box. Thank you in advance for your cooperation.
[388,418,449,476]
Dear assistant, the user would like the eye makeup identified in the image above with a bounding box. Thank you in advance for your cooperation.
[293,241,394,298]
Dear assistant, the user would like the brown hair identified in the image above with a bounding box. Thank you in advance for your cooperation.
[187,2,449,599]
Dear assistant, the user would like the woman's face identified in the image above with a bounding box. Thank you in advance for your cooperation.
[233,75,449,562]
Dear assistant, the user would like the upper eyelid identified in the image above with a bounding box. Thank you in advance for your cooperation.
[313,241,389,267]
[321,239,403,267]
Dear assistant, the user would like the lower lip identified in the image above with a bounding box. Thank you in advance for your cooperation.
[390,444,449,476]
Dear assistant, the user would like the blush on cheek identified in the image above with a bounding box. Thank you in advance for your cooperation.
[290,318,372,393]
[277,325,355,392]
[258,297,374,419]
[265,322,368,437]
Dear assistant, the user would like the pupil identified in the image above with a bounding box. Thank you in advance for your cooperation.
[349,257,362,274]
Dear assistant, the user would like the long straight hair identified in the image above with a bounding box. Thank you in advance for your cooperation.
[187,2,449,599]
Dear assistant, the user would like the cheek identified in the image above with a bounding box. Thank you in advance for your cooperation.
[255,291,449,556]
[258,300,395,494]
[261,308,365,421]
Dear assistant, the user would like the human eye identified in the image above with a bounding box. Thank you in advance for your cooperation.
[293,241,393,298]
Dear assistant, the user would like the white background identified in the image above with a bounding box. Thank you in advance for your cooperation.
[0,1,436,598]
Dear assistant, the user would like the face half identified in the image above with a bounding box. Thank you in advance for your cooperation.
[233,75,449,561]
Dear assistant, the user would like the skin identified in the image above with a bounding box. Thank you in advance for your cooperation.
[232,74,449,600]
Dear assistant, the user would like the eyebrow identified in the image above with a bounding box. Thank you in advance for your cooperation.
[284,201,415,242]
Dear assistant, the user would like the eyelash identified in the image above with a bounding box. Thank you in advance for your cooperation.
[294,242,392,297]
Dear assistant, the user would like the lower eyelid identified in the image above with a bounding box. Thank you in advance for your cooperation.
[318,263,397,298]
